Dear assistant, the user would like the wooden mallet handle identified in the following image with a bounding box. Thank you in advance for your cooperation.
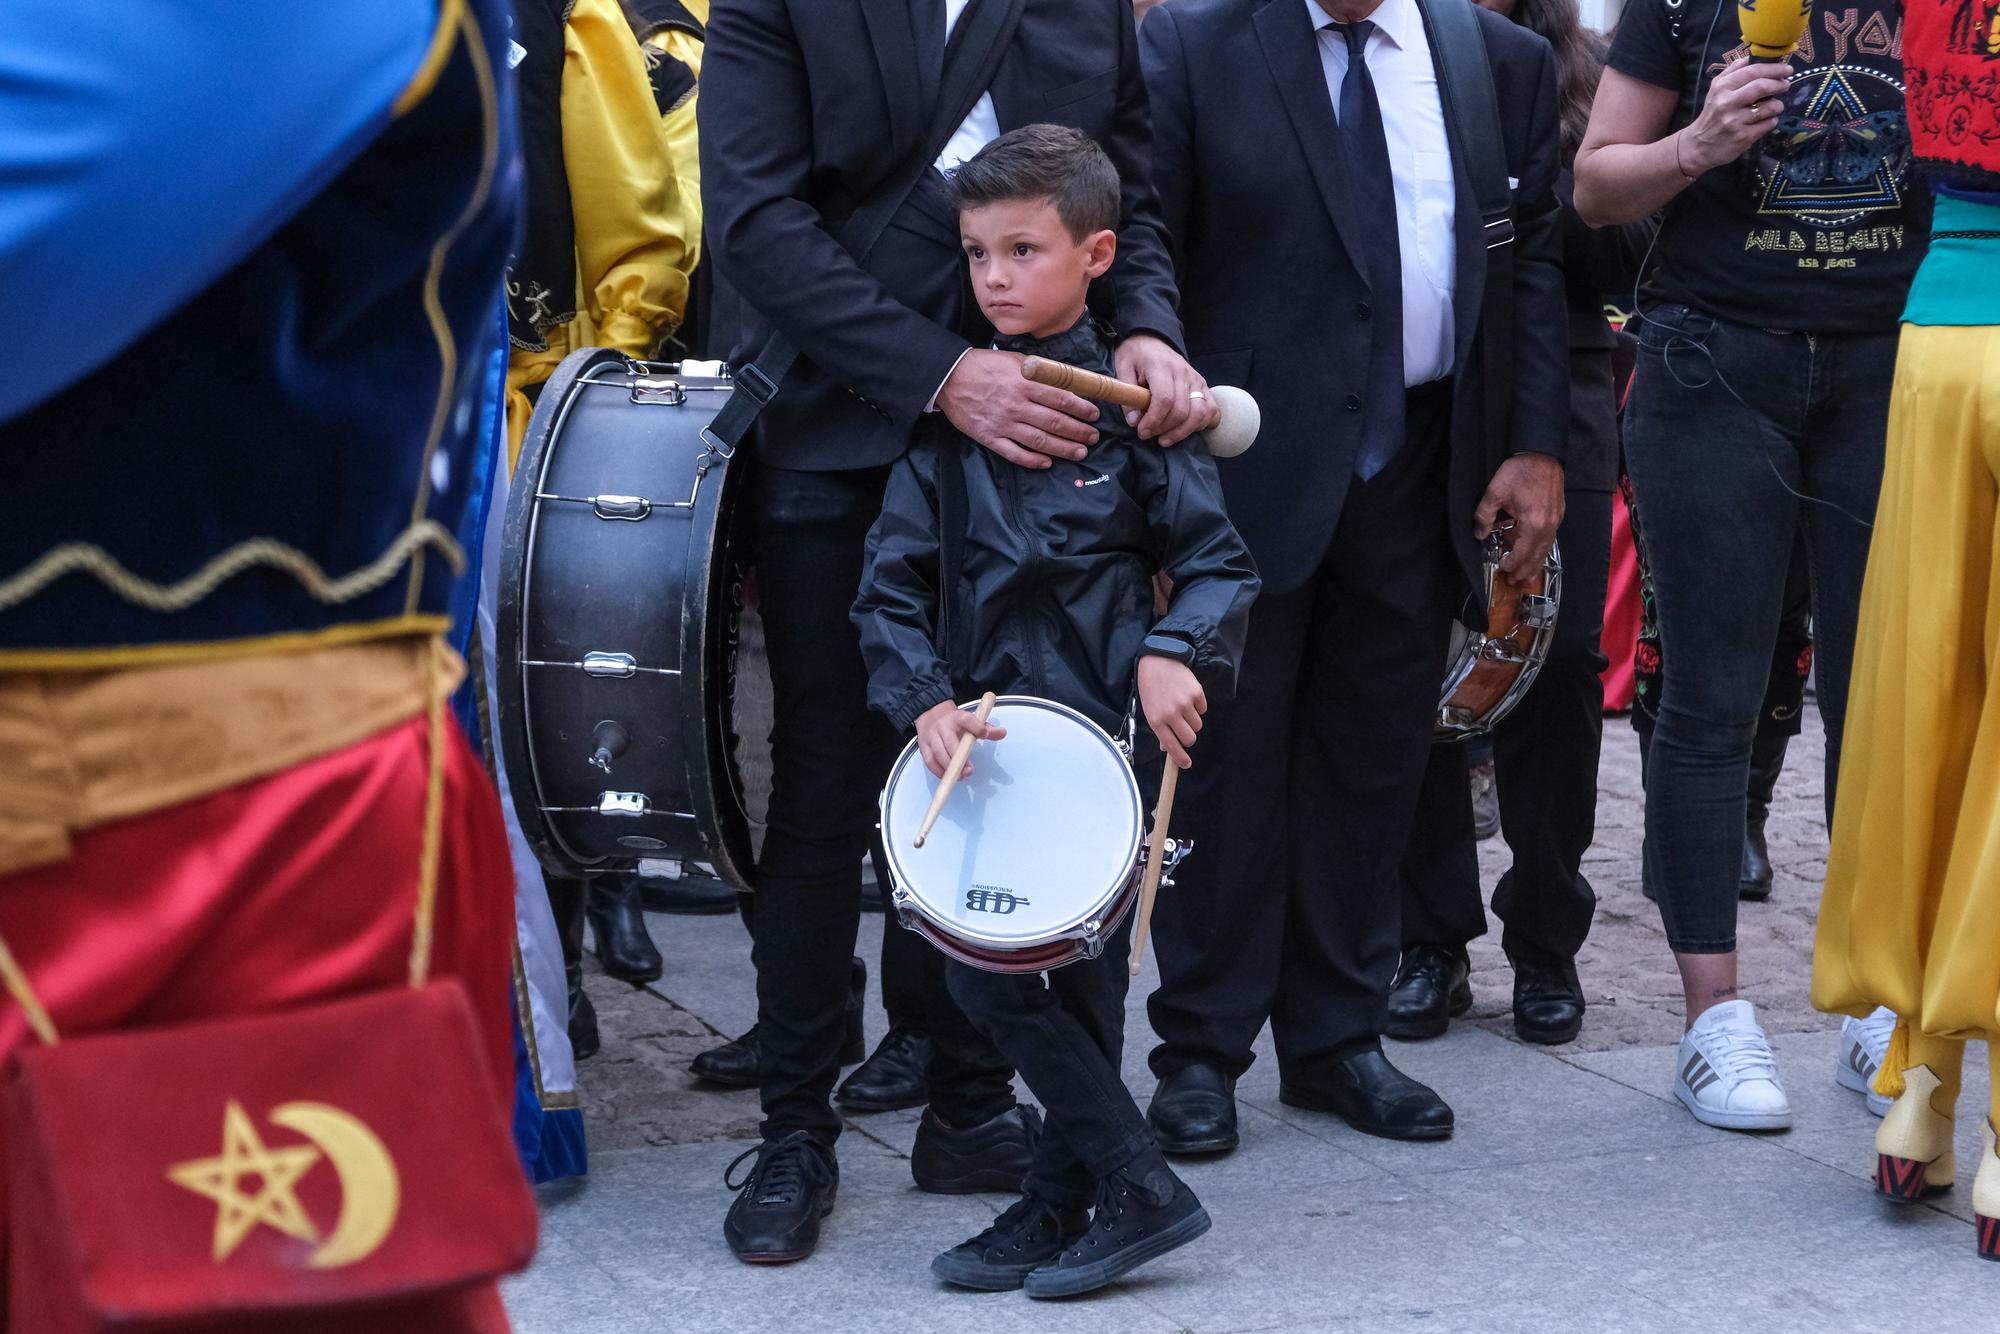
[1021,356,1151,410]
[1127,760,1182,976]
[913,692,996,849]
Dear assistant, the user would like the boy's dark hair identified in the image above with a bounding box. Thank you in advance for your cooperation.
[946,124,1120,240]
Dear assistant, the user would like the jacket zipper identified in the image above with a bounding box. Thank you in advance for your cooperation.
[1002,464,1051,697]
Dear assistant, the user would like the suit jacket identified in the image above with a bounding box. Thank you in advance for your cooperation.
[1557,165,1653,492]
[1140,0,1568,597]
[699,0,1184,471]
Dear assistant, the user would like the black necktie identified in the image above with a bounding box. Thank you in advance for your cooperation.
[1334,20,1405,481]
[911,0,946,113]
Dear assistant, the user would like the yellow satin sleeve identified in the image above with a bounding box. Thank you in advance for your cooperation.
[506,0,698,468]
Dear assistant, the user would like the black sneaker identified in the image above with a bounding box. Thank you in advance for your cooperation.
[911,1104,1040,1194]
[930,1194,1089,1291]
[1023,1159,1210,1299]
[722,1131,839,1264]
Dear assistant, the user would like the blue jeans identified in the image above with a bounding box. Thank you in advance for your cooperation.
[1623,307,1891,954]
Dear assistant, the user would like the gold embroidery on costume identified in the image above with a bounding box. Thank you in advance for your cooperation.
[0,522,465,616]
[167,1099,402,1268]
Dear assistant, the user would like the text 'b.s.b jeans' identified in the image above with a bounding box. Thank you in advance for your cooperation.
[1622,305,1892,955]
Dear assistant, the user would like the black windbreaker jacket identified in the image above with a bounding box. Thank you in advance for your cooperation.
[853,318,1261,739]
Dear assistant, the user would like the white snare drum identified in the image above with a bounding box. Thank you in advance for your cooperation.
[879,696,1170,974]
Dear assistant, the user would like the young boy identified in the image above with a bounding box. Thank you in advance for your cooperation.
[852,124,1260,1298]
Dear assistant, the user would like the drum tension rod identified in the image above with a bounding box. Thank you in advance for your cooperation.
[519,652,681,678]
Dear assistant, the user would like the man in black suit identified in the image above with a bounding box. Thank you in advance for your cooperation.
[1138,0,1569,1152]
[700,0,1207,1264]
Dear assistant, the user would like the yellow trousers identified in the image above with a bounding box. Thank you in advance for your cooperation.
[1814,322,2000,1041]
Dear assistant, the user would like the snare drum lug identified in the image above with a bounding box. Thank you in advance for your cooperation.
[1519,593,1558,629]
[598,791,652,817]
[592,494,653,521]
[582,651,638,678]
[630,377,687,405]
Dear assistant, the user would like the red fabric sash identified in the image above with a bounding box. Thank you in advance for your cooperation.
[1905,0,2000,188]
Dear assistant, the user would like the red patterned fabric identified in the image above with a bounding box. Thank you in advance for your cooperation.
[1601,488,1642,713]
[1904,0,2000,188]
[0,715,517,1326]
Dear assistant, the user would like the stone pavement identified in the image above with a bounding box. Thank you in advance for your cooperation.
[503,713,1999,1333]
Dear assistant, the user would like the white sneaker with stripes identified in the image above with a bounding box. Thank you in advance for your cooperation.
[1673,1000,1792,1131]
[1835,1006,1897,1118]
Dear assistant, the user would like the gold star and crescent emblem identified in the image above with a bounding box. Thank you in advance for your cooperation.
[167,1099,401,1269]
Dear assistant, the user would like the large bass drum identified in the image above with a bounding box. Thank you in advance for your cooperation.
[1436,532,1562,738]
[497,348,755,888]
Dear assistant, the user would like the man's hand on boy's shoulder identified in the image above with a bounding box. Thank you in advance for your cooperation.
[1116,334,1218,448]
[938,349,1099,470]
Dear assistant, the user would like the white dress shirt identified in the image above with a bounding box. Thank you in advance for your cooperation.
[1306,0,1456,385]
[925,0,1002,409]
[934,0,1002,173]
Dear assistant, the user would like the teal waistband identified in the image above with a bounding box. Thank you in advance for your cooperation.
[1904,195,2000,327]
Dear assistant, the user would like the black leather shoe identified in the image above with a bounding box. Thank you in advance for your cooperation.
[586,876,664,984]
[911,1104,1041,1194]
[836,1026,931,1111]
[1148,1064,1238,1155]
[723,1131,839,1264]
[1385,946,1472,1040]
[1740,727,1788,901]
[639,866,738,915]
[1280,1049,1454,1140]
[568,986,600,1061]
[691,1026,759,1087]
[1510,952,1585,1045]
[1023,1157,1211,1299]
[931,1193,1088,1291]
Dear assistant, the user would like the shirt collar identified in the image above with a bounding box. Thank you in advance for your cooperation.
[1304,0,1418,51]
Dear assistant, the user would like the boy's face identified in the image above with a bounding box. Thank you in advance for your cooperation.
[959,197,1116,340]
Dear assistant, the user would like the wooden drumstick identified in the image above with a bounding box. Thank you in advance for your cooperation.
[1021,355,1153,409]
[1019,356,1259,459]
[1127,760,1183,977]
[913,692,996,849]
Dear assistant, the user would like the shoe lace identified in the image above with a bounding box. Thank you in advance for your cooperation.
[723,1131,827,1205]
[1703,1025,1779,1081]
[973,1196,1060,1253]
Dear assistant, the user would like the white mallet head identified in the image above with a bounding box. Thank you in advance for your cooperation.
[1203,384,1260,458]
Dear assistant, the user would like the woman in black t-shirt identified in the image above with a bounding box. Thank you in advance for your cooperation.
[1574,0,1927,1135]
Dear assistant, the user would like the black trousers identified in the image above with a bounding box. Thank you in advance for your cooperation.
[750,463,1013,1145]
[946,914,1152,1210]
[1147,385,1458,1083]
[1399,486,1613,965]
[735,830,939,1038]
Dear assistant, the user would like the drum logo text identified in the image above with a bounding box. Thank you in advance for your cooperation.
[965,887,1031,915]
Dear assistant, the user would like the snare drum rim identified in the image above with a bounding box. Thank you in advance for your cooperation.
[878,695,1144,952]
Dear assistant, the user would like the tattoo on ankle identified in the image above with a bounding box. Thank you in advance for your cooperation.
[1709,986,1739,1001]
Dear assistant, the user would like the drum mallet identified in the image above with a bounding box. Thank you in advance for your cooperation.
[1128,760,1183,977]
[914,692,997,849]
[1019,357,1260,458]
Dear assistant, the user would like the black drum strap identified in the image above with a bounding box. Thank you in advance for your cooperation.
[705,0,1028,457]
[1421,0,1515,465]
[937,432,969,676]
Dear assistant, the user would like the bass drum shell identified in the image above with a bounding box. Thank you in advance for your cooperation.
[496,348,754,888]
[879,696,1143,974]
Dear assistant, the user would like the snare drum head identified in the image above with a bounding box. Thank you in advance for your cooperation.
[882,697,1142,949]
